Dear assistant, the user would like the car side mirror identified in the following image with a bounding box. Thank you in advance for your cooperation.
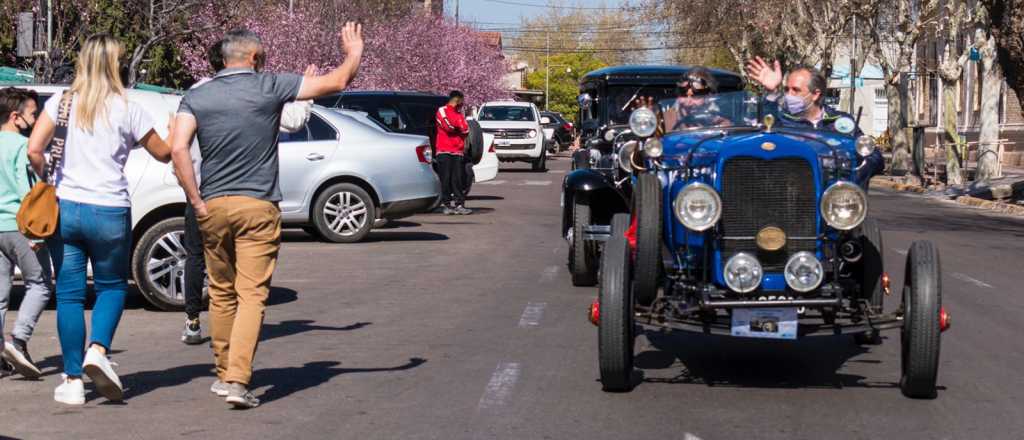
[540,116,552,124]
[578,93,593,110]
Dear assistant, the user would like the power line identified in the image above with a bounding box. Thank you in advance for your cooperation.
[480,0,640,10]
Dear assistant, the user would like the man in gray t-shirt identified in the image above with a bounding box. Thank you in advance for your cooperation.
[169,24,364,409]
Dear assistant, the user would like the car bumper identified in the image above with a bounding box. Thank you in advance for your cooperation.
[495,141,543,160]
[380,196,437,219]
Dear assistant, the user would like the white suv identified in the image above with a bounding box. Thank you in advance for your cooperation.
[476,101,546,171]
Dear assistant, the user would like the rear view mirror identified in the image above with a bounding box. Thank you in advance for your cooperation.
[540,116,552,124]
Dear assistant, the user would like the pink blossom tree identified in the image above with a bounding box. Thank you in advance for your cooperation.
[180,3,509,103]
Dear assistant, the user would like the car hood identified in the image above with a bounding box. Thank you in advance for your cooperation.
[476,120,539,129]
[661,128,856,165]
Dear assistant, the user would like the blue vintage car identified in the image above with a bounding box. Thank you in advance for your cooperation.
[593,91,948,399]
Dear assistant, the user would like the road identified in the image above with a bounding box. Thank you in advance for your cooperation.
[3,154,1024,440]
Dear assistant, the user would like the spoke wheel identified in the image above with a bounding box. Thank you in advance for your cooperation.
[131,217,207,311]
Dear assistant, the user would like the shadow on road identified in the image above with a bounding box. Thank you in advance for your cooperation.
[634,330,904,390]
[267,286,299,307]
[252,357,427,405]
[360,231,449,242]
[466,195,504,201]
[260,320,371,343]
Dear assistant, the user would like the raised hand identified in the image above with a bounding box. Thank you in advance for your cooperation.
[341,22,364,58]
[745,56,783,92]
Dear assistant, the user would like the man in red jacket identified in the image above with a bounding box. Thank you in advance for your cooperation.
[435,90,471,215]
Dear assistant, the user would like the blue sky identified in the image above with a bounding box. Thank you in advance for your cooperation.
[449,0,633,26]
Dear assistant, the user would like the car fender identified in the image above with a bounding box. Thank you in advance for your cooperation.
[561,169,630,235]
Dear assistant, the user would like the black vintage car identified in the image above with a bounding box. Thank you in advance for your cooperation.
[562,65,744,286]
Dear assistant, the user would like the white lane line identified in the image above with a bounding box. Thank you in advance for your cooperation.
[521,180,552,186]
[478,362,521,410]
[539,265,559,282]
[952,272,994,289]
[893,248,908,256]
[478,180,507,185]
[518,302,547,328]
[547,169,567,174]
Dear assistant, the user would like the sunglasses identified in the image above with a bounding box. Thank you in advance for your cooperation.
[678,76,710,96]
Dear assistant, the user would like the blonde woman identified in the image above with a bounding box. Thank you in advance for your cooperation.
[27,34,173,405]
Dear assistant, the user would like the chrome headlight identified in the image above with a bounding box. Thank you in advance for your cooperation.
[643,138,663,158]
[604,128,617,142]
[821,181,867,230]
[618,140,638,172]
[784,251,824,292]
[856,135,877,157]
[527,129,537,139]
[724,253,763,293]
[629,107,657,138]
[673,182,722,231]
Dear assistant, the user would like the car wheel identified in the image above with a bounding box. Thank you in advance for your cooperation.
[633,173,662,306]
[569,201,598,286]
[855,217,884,345]
[900,240,942,399]
[599,213,635,392]
[131,217,207,311]
[531,149,547,172]
[312,183,376,243]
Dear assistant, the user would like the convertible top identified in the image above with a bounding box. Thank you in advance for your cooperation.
[580,65,744,91]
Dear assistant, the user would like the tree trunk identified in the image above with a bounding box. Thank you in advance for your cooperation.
[886,81,912,174]
[980,0,1024,119]
[127,43,151,88]
[977,35,1004,181]
[942,85,964,185]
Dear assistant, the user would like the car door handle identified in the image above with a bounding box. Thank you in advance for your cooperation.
[305,153,325,161]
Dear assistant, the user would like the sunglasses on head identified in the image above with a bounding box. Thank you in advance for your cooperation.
[678,76,710,96]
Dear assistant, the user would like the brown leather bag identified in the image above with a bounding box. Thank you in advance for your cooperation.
[17,91,72,239]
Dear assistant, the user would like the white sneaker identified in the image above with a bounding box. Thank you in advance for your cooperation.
[83,347,123,401]
[210,379,230,397]
[54,375,85,405]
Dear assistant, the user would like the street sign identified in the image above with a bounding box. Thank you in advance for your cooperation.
[16,13,33,58]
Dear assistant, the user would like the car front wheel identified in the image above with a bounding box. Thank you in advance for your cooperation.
[312,183,376,243]
[531,148,547,172]
[131,217,206,311]
[900,240,942,399]
[599,213,635,392]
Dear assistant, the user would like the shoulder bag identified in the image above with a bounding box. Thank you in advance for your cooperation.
[17,91,72,239]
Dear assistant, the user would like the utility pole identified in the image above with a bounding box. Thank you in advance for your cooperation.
[289,0,294,15]
[455,0,460,26]
[545,32,550,110]
[46,0,52,52]
[849,15,857,116]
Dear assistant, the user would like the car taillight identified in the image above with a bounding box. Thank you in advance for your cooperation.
[488,140,495,153]
[562,123,572,131]
[415,145,431,163]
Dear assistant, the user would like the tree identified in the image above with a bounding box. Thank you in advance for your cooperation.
[524,52,606,116]
[979,0,1024,118]
[122,0,209,87]
[856,0,942,176]
[974,20,1004,181]
[505,1,644,69]
[936,0,972,185]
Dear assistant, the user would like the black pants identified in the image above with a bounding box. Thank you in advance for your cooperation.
[183,204,207,320]
[436,153,466,206]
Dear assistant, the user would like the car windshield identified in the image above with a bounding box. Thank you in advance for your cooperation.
[658,91,760,133]
[479,106,535,121]
[607,85,676,124]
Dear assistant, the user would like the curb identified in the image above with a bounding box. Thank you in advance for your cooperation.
[954,196,1024,216]
[869,178,927,193]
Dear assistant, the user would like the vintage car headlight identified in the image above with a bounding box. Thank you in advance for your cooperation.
[618,140,638,172]
[643,138,663,158]
[527,129,537,139]
[821,181,867,230]
[724,253,763,293]
[673,182,722,231]
[604,128,618,142]
[856,135,877,157]
[784,251,824,292]
[629,107,657,138]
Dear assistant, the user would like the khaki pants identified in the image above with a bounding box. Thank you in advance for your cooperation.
[197,196,281,385]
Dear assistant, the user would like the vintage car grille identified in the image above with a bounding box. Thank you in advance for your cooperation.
[483,128,532,139]
[720,157,817,272]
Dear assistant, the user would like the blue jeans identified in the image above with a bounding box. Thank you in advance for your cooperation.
[47,200,131,377]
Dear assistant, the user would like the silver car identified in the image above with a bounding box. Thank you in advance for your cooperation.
[7,85,440,310]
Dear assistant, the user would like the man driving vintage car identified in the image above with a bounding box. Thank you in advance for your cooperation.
[745,57,885,183]
[669,67,731,130]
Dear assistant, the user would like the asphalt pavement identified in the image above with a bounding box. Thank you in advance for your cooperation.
[2,154,1024,440]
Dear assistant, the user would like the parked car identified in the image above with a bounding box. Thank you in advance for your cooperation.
[593,90,948,399]
[540,111,572,151]
[562,65,744,286]
[477,101,547,171]
[315,91,498,191]
[7,84,440,311]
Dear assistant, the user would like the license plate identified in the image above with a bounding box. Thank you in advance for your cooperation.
[731,308,797,340]
[496,139,511,146]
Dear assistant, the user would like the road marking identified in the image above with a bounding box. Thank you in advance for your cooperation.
[521,180,552,186]
[893,248,908,256]
[518,302,547,327]
[539,265,559,282]
[478,362,521,410]
[952,272,994,289]
[478,180,506,185]
[547,169,567,174]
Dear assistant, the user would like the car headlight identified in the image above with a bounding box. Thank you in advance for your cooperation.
[528,129,537,139]
[629,107,657,138]
[821,181,867,230]
[673,182,722,231]
[604,128,618,142]
[643,138,663,158]
[724,253,763,293]
[784,251,824,292]
[618,140,638,172]
[856,135,876,157]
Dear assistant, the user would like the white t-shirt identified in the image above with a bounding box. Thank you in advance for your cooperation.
[44,93,154,207]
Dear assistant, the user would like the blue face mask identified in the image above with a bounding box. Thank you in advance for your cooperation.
[784,93,810,115]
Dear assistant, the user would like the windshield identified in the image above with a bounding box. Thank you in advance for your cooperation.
[479,106,535,121]
[607,85,677,124]
[658,91,760,133]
